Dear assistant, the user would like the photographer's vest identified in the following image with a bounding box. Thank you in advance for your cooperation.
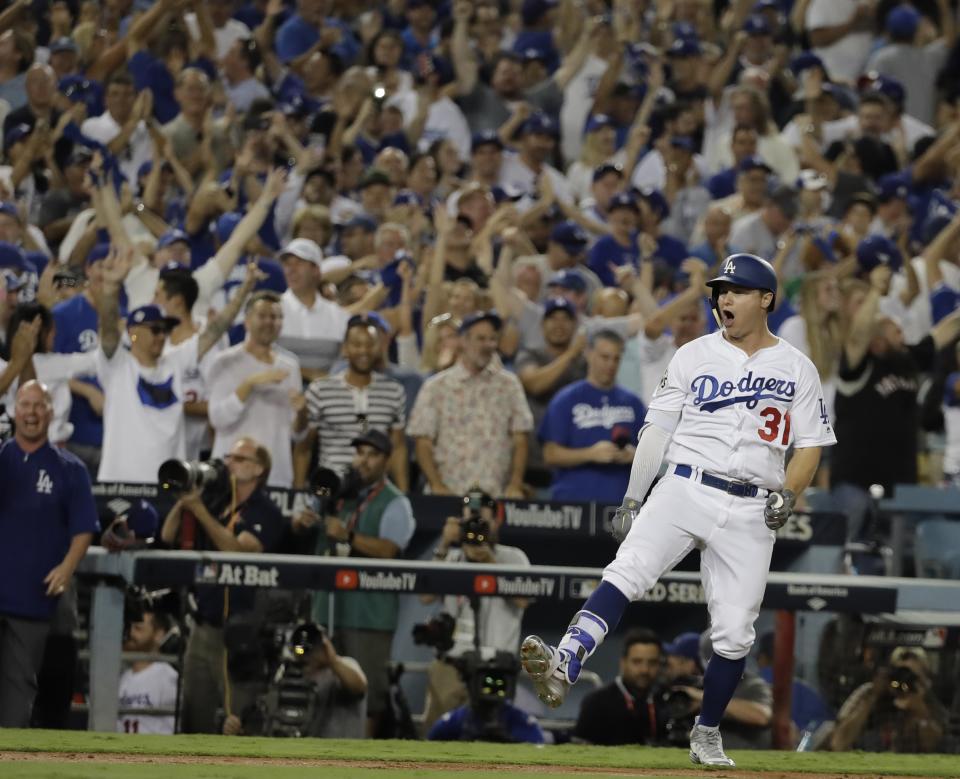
[312,479,404,632]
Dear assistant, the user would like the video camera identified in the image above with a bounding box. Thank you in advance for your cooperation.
[244,623,327,738]
[412,612,456,654]
[158,458,232,515]
[452,650,520,742]
[655,673,702,746]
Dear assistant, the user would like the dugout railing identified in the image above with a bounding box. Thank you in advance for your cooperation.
[77,548,960,745]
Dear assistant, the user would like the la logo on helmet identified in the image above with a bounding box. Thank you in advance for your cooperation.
[723,259,736,274]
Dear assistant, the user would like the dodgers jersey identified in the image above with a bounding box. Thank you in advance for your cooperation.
[648,331,837,488]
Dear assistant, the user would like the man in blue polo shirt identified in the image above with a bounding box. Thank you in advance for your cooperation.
[540,329,646,504]
[0,380,99,727]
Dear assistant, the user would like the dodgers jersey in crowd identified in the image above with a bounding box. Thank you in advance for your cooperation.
[117,662,178,735]
[648,331,837,486]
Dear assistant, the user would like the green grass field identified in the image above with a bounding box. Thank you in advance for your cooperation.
[0,730,956,778]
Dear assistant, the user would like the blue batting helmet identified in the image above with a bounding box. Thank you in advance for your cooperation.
[706,253,778,311]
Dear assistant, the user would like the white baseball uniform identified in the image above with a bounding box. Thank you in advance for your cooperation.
[117,662,179,735]
[604,332,836,658]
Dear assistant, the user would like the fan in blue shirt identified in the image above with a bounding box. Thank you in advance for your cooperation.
[587,192,641,287]
[540,330,646,504]
[0,381,99,622]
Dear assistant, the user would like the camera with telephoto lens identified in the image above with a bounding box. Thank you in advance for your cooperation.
[882,665,921,698]
[306,466,363,516]
[656,674,702,746]
[252,623,327,737]
[460,489,497,546]
[158,458,232,515]
[412,612,456,654]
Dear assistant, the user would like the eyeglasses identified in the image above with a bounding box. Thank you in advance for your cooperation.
[224,453,256,463]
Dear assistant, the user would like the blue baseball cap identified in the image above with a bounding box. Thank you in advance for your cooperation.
[86,242,111,266]
[50,36,78,54]
[521,47,550,64]
[126,304,180,331]
[672,22,699,41]
[216,212,243,244]
[753,0,781,11]
[636,187,670,220]
[1,268,24,292]
[870,74,906,108]
[543,296,577,319]
[586,114,614,134]
[522,0,558,25]
[342,214,378,232]
[790,51,824,75]
[393,189,423,207]
[518,112,559,138]
[609,191,640,213]
[3,122,31,149]
[664,632,702,664]
[856,234,903,272]
[593,162,624,182]
[667,37,702,58]
[742,14,772,36]
[348,310,392,335]
[459,309,503,334]
[886,4,920,38]
[106,497,159,539]
[0,202,20,221]
[157,229,189,250]
[738,154,773,174]
[472,129,504,152]
[0,241,26,270]
[547,268,587,292]
[549,220,589,255]
[876,173,909,202]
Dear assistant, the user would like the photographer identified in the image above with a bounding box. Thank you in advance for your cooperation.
[159,436,286,734]
[574,629,664,746]
[224,623,368,739]
[295,430,414,736]
[420,489,531,730]
[830,647,948,753]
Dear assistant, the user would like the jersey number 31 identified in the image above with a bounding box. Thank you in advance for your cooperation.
[758,407,790,445]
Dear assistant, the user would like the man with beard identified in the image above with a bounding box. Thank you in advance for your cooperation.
[497,113,573,205]
[0,380,98,728]
[117,609,178,735]
[300,315,407,488]
[298,430,415,737]
[207,291,308,488]
[573,629,664,745]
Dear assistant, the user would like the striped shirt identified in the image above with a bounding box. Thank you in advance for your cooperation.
[305,372,406,475]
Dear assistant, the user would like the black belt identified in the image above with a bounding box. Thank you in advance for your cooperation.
[673,464,766,499]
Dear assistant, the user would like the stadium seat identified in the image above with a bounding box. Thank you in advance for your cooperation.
[914,519,960,579]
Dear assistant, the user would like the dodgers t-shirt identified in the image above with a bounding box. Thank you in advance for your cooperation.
[539,380,647,504]
[53,294,108,447]
[0,439,100,620]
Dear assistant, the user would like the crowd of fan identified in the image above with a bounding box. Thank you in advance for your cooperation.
[1,0,960,748]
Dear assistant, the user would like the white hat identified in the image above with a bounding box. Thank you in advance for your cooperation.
[280,238,323,267]
[320,255,351,276]
[798,169,828,192]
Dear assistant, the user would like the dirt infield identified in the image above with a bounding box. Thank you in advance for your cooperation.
[0,751,928,779]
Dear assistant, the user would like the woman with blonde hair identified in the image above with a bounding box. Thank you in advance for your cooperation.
[290,204,333,250]
[567,115,619,204]
[420,313,462,374]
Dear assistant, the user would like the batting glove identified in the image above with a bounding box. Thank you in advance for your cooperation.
[764,489,796,530]
[611,498,642,542]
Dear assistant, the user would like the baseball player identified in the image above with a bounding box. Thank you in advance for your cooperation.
[521,254,836,767]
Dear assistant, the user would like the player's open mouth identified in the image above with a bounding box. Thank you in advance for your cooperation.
[721,309,735,325]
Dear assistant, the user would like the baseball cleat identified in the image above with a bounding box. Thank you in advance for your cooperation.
[689,722,735,767]
[520,635,571,708]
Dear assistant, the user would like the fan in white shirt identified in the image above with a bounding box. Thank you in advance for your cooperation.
[94,245,260,484]
[80,73,153,187]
